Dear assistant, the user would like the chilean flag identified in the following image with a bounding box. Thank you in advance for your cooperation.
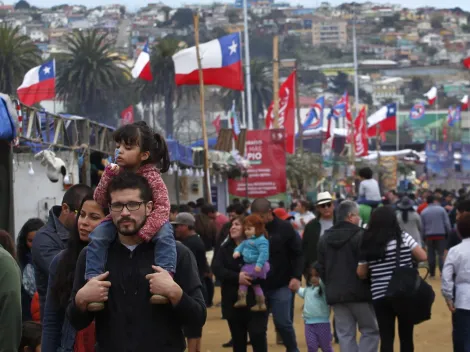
[17,60,55,106]
[424,86,437,105]
[172,33,244,91]
[367,103,397,138]
[462,95,468,110]
[132,42,153,81]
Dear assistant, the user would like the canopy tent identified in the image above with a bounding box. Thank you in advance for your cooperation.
[167,139,193,166]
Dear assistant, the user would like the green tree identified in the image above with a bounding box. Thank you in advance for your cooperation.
[0,25,41,95]
[221,60,272,129]
[139,38,197,137]
[57,29,130,123]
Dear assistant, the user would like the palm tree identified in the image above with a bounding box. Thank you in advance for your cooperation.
[0,25,41,95]
[221,60,272,129]
[139,38,197,138]
[57,29,130,123]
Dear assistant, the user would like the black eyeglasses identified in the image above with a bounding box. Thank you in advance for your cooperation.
[109,201,145,212]
[319,202,332,209]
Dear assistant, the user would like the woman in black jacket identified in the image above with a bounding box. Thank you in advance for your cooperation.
[212,216,268,352]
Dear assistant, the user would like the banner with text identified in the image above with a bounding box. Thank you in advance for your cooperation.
[228,129,287,204]
[425,141,454,177]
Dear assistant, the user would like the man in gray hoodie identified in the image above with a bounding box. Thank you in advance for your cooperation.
[317,200,379,352]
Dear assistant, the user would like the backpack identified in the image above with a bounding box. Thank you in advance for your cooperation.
[0,95,18,141]
[385,234,435,325]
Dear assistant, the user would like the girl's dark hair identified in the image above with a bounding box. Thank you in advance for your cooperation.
[399,207,415,223]
[16,218,44,270]
[361,206,402,261]
[358,167,373,179]
[19,321,42,352]
[306,263,322,295]
[113,121,170,173]
[51,196,108,308]
[0,230,16,259]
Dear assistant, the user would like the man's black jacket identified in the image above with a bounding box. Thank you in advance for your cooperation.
[67,241,206,352]
[264,216,303,290]
[317,221,372,305]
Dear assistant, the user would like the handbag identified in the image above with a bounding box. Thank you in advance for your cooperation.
[384,234,435,325]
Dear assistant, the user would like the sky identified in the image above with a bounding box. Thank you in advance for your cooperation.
[8,0,470,12]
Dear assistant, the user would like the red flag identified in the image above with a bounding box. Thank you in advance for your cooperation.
[324,116,332,142]
[212,115,221,133]
[121,106,134,125]
[354,106,368,157]
[464,57,470,69]
[265,71,296,154]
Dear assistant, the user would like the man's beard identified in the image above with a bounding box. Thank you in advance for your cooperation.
[117,216,146,236]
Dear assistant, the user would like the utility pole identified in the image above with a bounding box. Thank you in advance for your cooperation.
[273,35,280,128]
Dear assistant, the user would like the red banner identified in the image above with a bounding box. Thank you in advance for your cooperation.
[121,105,134,125]
[228,129,287,201]
[264,71,296,154]
[354,106,368,157]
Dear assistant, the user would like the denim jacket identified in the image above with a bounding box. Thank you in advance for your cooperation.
[42,251,76,352]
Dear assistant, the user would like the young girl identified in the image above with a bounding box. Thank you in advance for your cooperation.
[85,121,175,311]
[233,214,270,311]
[297,264,333,352]
[19,321,42,352]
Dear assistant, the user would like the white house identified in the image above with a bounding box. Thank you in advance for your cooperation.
[29,29,48,42]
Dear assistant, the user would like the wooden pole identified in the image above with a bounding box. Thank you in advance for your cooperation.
[294,64,303,155]
[194,13,211,203]
[273,35,280,128]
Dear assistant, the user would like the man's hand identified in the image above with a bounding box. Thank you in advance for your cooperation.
[254,266,261,273]
[288,278,301,292]
[145,266,182,305]
[239,272,252,286]
[446,299,456,313]
[76,272,111,311]
[233,252,241,259]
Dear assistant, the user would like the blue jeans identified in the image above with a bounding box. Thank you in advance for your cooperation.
[85,220,176,280]
[357,197,381,207]
[454,309,470,352]
[266,286,299,352]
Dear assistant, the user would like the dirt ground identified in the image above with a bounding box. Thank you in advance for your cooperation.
[200,279,452,351]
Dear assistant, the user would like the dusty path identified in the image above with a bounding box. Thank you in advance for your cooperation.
[200,279,451,351]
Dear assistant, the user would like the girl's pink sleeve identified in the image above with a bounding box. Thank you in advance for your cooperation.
[137,167,170,242]
[93,165,118,207]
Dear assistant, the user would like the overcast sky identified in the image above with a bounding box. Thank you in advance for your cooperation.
[9,0,470,12]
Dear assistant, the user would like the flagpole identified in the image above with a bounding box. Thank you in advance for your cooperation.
[53,59,56,114]
[273,35,280,128]
[242,0,254,130]
[194,13,211,203]
[294,65,303,155]
[230,100,236,151]
[435,94,438,142]
[238,31,247,128]
[396,101,400,151]
[351,8,359,170]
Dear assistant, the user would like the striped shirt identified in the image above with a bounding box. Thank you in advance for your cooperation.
[364,233,418,300]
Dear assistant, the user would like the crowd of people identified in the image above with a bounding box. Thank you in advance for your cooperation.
[1,122,470,352]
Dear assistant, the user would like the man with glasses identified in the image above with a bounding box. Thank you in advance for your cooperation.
[67,172,206,352]
[302,192,334,278]
[317,200,379,352]
[32,183,93,320]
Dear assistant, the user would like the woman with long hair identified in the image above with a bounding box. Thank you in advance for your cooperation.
[16,218,45,321]
[42,196,108,352]
[212,216,268,352]
[357,206,427,352]
[396,197,423,246]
